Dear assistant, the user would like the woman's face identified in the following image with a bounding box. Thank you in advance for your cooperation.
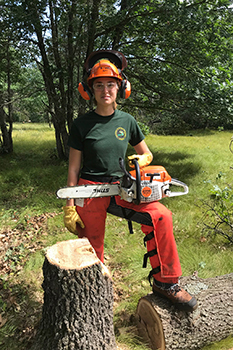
[93,77,119,108]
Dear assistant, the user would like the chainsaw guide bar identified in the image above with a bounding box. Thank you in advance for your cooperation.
[57,183,120,199]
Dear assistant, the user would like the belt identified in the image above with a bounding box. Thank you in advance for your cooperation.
[80,173,120,183]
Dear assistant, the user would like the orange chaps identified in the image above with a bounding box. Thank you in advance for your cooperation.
[75,178,182,284]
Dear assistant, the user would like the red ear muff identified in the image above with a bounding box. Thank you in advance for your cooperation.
[120,80,131,99]
[78,82,93,100]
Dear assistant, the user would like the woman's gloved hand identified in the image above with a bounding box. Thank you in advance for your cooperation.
[128,152,153,168]
[63,206,85,234]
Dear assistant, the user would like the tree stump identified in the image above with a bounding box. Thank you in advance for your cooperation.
[31,238,116,350]
[136,274,233,350]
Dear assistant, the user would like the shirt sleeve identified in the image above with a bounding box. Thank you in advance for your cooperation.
[129,117,145,146]
[67,122,83,151]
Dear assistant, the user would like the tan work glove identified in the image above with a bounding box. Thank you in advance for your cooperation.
[63,206,85,234]
[128,152,153,168]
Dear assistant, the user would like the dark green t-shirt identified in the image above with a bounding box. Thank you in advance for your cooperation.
[68,109,145,177]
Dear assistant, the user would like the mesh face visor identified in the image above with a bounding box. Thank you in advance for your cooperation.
[84,50,128,72]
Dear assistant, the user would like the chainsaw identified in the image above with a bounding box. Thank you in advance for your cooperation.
[57,158,188,205]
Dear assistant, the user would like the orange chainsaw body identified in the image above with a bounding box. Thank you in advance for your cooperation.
[130,165,171,183]
[129,165,172,202]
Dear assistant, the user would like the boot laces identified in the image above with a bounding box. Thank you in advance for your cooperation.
[169,284,181,296]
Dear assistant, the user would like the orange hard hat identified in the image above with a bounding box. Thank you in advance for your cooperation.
[87,59,122,86]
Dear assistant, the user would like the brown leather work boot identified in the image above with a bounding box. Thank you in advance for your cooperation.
[152,281,198,312]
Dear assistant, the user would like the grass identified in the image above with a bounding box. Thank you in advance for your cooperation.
[0,123,233,350]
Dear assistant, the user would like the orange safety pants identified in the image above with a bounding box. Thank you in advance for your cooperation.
[75,178,182,284]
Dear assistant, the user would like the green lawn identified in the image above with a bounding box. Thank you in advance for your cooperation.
[0,123,232,350]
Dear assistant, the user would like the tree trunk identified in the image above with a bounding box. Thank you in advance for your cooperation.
[6,39,13,154]
[112,0,128,50]
[28,1,69,160]
[0,95,13,154]
[136,274,233,350]
[31,238,116,350]
[86,0,101,58]
[67,0,76,132]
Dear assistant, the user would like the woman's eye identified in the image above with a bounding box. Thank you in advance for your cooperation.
[96,84,103,89]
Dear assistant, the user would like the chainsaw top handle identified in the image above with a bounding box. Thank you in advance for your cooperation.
[119,158,134,181]
[119,157,141,205]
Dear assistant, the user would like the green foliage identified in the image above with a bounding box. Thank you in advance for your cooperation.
[200,173,233,244]
[136,121,150,136]
[120,0,233,132]
[13,65,49,123]
[201,336,233,350]
[152,113,190,135]
[1,0,233,145]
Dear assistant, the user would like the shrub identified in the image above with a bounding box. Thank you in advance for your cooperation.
[200,174,233,244]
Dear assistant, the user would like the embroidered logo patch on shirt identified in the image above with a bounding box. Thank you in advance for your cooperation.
[115,127,126,140]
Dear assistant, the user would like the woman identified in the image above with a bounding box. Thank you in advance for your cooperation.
[63,50,197,312]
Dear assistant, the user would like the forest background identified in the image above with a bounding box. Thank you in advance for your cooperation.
[0,1,233,349]
[1,0,233,157]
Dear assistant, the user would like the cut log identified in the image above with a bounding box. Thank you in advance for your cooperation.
[136,274,233,350]
[31,238,116,350]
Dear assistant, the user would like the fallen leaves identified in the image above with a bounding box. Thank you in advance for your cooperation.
[0,212,57,278]
[0,314,7,328]
[0,213,59,348]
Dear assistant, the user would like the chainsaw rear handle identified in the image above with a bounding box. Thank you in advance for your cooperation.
[164,179,189,197]
[119,157,141,204]
[132,158,141,205]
